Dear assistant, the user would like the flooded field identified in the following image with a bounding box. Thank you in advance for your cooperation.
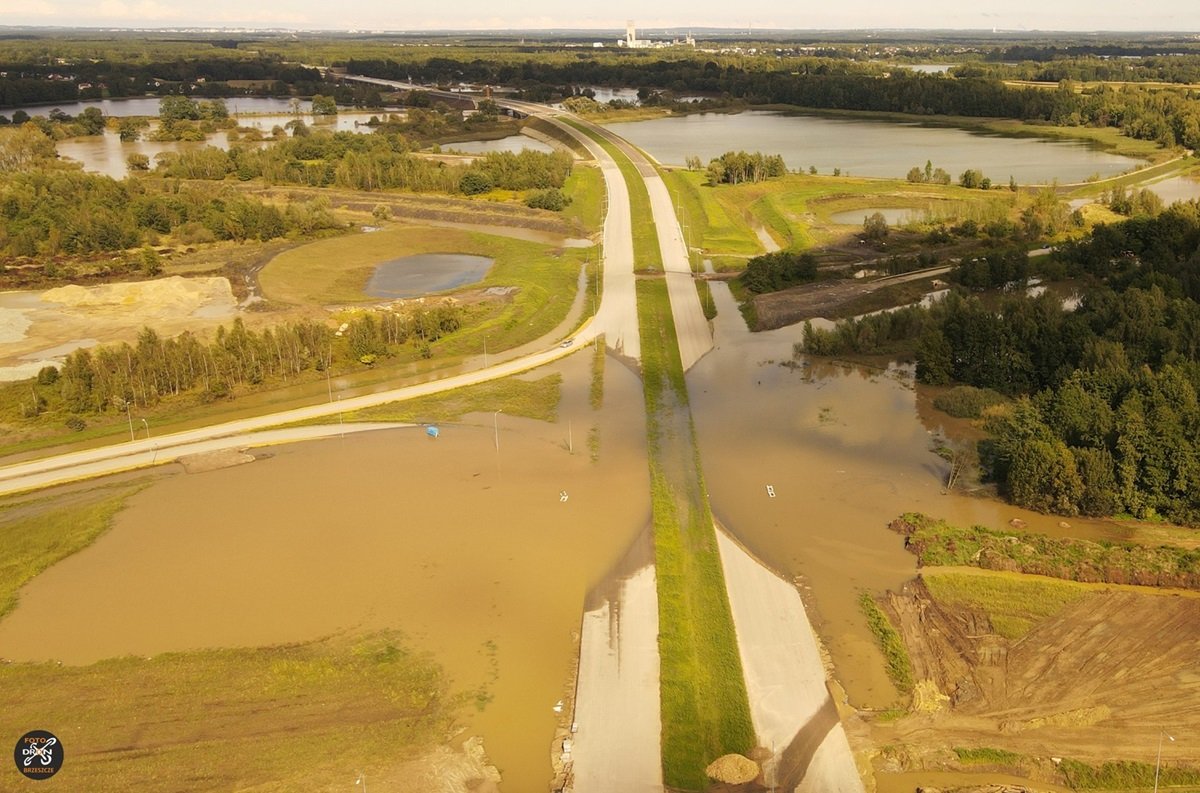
[689,283,1131,709]
[0,349,651,793]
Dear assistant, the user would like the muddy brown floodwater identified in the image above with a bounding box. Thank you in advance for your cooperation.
[689,282,1131,709]
[0,349,651,793]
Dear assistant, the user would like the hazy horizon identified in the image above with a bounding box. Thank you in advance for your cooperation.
[1,1,1197,35]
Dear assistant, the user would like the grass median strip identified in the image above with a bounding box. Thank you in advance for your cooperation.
[638,274,754,789]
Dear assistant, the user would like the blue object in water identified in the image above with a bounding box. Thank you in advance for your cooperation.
[426,426,440,438]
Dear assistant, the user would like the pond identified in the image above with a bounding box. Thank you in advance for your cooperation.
[829,207,923,226]
[365,253,495,298]
[605,110,1141,184]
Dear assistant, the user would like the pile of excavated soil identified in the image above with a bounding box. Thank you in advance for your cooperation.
[41,276,235,318]
[705,754,760,784]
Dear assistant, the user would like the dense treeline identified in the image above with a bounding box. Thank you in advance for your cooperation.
[801,202,1200,523]
[0,127,340,257]
[347,56,1200,149]
[0,55,323,107]
[0,169,340,257]
[32,306,464,419]
[155,131,573,195]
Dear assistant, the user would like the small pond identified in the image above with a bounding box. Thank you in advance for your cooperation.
[829,207,923,225]
[365,253,494,299]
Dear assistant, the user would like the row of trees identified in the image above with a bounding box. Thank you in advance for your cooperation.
[39,306,465,418]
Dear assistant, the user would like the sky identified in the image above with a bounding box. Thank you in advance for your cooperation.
[0,0,1196,33]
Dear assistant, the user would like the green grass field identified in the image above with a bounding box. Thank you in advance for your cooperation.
[0,631,468,792]
[636,276,755,789]
[922,568,1095,640]
[562,163,605,233]
[259,223,585,309]
[341,373,561,424]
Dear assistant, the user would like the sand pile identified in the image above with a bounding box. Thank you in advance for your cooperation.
[705,753,760,784]
[41,276,235,318]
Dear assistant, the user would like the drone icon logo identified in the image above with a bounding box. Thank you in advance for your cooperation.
[13,730,63,780]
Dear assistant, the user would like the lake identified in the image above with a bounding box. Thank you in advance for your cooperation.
[366,253,495,298]
[605,110,1141,184]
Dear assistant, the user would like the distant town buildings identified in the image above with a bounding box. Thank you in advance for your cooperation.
[614,21,695,49]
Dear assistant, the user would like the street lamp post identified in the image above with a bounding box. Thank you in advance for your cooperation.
[1154,728,1176,793]
[493,409,502,451]
[141,418,150,439]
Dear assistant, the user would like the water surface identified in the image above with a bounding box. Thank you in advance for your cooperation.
[689,282,1132,709]
[366,253,495,298]
[829,207,923,226]
[0,350,651,793]
[606,111,1140,184]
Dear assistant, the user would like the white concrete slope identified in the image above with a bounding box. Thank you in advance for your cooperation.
[715,530,865,793]
[644,173,713,372]
[569,561,664,793]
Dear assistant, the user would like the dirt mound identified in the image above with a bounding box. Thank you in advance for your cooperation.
[705,753,760,784]
[41,276,234,318]
[882,580,1200,767]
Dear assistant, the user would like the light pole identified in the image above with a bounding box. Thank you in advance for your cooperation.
[1154,728,1175,793]
[493,409,502,452]
[141,418,150,439]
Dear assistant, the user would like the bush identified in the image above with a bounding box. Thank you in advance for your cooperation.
[458,171,494,195]
[524,188,568,211]
[64,415,86,432]
[933,386,1006,418]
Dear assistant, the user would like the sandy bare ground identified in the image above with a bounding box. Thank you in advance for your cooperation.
[716,529,866,793]
[874,577,1200,786]
[568,531,664,793]
[0,276,236,381]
